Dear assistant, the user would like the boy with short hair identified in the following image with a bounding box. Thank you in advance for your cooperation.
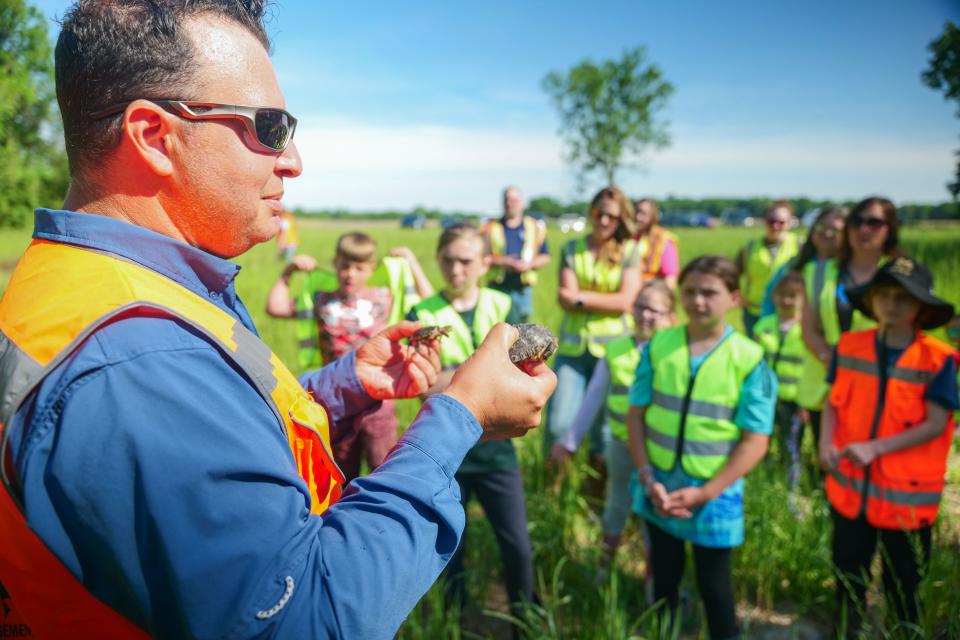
[820,257,958,638]
[752,271,806,482]
[266,232,433,481]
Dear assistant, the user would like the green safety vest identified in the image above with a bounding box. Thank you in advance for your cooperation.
[796,258,878,409]
[604,335,641,442]
[486,216,546,287]
[741,234,800,314]
[752,314,803,401]
[645,326,763,479]
[295,256,421,369]
[557,236,636,358]
[409,288,512,368]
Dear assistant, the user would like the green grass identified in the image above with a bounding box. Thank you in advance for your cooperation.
[2,218,959,638]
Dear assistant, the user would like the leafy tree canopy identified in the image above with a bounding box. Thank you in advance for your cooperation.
[922,20,960,200]
[542,46,674,188]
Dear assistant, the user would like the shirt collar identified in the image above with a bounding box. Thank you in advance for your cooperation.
[33,208,241,296]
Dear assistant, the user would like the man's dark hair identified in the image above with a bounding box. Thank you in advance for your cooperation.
[55,1,271,180]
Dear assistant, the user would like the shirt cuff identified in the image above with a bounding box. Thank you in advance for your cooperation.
[399,395,482,479]
[298,351,377,423]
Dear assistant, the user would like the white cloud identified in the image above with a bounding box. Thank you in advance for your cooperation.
[281,117,958,211]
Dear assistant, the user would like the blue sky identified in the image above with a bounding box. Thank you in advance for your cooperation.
[35,0,960,212]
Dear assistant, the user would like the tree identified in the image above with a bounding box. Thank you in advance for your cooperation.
[922,20,960,201]
[542,47,674,187]
[0,0,68,227]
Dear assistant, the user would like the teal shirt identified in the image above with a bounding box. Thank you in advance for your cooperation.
[629,325,776,547]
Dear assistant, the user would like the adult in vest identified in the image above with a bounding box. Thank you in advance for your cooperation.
[819,258,958,637]
[633,198,680,289]
[758,206,849,318]
[0,3,556,638]
[735,200,800,337]
[483,186,551,322]
[546,186,641,479]
[799,197,902,450]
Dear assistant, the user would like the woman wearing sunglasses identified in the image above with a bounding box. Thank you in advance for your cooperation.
[799,197,903,449]
[546,187,641,482]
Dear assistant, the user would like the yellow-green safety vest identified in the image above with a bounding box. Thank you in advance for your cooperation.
[409,288,511,368]
[752,314,803,401]
[557,236,636,358]
[485,216,546,287]
[796,258,878,410]
[645,326,764,479]
[604,335,641,442]
[741,234,800,314]
[295,256,422,369]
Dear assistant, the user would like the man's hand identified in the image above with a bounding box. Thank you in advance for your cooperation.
[444,323,557,440]
[841,441,880,467]
[388,246,415,262]
[355,322,441,399]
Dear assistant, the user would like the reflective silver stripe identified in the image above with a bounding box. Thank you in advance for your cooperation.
[607,408,626,424]
[610,384,630,395]
[0,331,43,428]
[594,331,632,344]
[559,332,580,345]
[298,338,317,349]
[684,438,738,456]
[837,354,933,384]
[829,469,941,506]
[836,354,877,376]
[231,323,280,395]
[404,286,417,295]
[294,309,313,320]
[645,428,677,451]
[778,355,803,365]
[779,376,800,386]
[651,390,735,421]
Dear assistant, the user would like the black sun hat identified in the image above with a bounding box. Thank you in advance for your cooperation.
[846,257,955,330]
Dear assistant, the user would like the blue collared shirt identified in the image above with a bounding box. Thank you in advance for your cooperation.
[7,209,482,639]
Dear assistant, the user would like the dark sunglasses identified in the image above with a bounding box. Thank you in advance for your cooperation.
[848,216,887,231]
[91,99,297,152]
[591,208,621,221]
[765,217,789,227]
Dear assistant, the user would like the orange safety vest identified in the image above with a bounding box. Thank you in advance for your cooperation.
[0,239,344,637]
[635,226,676,279]
[825,328,956,530]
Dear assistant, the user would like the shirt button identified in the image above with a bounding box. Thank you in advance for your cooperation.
[208,290,220,299]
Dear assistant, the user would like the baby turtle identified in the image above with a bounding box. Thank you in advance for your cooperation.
[509,323,558,364]
[409,325,452,346]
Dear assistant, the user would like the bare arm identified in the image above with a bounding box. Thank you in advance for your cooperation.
[577,267,643,314]
[420,369,456,399]
[266,265,300,318]
[819,401,840,469]
[801,296,831,365]
[530,253,551,270]
[389,248,435,299]
[557,266,580,310]
[626,405,651,472]
[842,401,950,466]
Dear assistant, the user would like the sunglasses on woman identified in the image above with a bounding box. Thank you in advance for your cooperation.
[91,99,298,152]
[848,215,887,231]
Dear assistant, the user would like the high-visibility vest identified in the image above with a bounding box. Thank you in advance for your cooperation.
[604,335,641,442]
[753,314,803,402]
[796,259,878,410]
[409,288,511,368]
[0,240,344,637]
[557,237,636,358]
[825,329,956,529]
[485,216,547,287]
[295,256,421,368]
[645,326,763,479]
[635,226,678,280]
[741,234,800,314]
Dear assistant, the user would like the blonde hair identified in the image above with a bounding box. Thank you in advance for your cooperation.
[437,222,491,256]
[765,199,794,218]
[636,278,675,314]
[335,232,377,264]
[589,186,637,266]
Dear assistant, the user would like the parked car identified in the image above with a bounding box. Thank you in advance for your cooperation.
[661,211,718,228]
[557,213,586,233]
[720,209,756,227]
[440,215,467,229]
[400,214,426,230]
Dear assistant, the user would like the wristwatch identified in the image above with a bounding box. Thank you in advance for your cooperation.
[574,294,585,309]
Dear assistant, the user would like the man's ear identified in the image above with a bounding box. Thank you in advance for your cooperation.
[731,289,743,307]
[122,100,177,177]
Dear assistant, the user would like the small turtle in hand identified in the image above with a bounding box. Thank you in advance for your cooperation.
[508,323,558,364]
[409,325,452,347]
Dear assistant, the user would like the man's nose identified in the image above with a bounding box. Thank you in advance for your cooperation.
[276,141,303,178]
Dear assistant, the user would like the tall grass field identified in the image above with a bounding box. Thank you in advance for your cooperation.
[1,218,958,639]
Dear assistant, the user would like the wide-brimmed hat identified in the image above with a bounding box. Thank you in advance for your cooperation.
[847,256,955,330]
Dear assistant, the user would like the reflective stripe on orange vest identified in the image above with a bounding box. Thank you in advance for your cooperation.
[825,328,955,530]
[0,239,344,636]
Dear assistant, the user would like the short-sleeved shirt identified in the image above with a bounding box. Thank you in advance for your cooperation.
[497,216,550,291]
[316,287,392,361]
[826,335,960,411]
[407,293,522,473]
[629,325,776,548]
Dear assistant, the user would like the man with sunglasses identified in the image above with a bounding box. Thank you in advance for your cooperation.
[0,2,555,638]
[735,199,800,337]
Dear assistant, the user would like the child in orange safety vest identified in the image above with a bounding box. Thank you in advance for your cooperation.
[819,257,958,639]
